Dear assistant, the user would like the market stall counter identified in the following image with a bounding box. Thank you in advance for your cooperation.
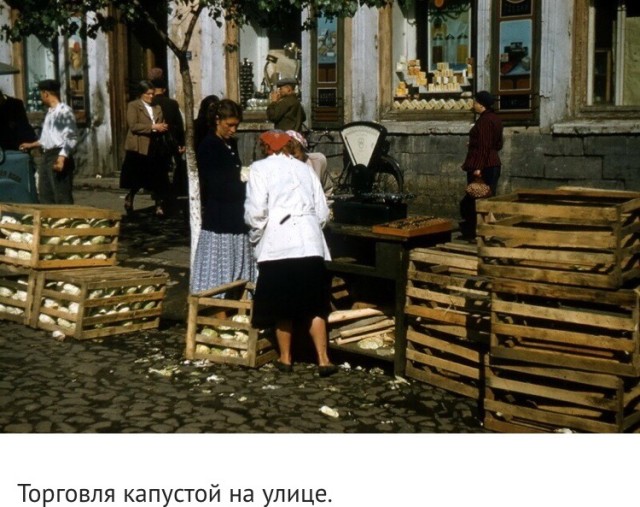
[325,216,453,375]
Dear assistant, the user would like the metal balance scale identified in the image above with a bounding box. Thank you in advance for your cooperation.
[331,121,413,226]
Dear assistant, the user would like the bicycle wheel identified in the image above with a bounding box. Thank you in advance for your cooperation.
[371,155,403,194]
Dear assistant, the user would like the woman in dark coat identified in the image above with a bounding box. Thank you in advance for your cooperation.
[119,80,171,216]
[190,99,257,293]
[459,90,503,239]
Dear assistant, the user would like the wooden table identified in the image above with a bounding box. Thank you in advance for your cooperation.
[325,221,452,374]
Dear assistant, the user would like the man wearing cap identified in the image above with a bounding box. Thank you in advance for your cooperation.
[266,77,306,132]
[19,79,78,204]
[459,90,503,239]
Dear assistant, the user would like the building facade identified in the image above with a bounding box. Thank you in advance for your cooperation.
[1,0,638,218]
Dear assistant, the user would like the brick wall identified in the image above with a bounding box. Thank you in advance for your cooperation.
[236,128,640,222]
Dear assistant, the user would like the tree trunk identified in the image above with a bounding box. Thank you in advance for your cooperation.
[177,54,201,269]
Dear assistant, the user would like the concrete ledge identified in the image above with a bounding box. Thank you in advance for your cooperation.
[552,119,640,136]
[381,120,472,135]
[75,177,121,190]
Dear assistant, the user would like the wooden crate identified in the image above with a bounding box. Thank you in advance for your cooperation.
[405,317,487,400]
[404,244,491,399]
[484,356,640,433]
[476,187,640,289]
[405,244,491,343]
[491,278,640,377]
[30,266,168,339]
[185,280,278,368]
[0,203,120,269]
[0,265,37,325]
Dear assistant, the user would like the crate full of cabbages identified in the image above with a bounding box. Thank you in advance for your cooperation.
[30,266,168,339]
[0,203,120,269]
[185,280,278,368]
[0,265,37,326]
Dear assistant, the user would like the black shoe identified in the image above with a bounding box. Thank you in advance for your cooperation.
[318,364,338,377]
[274,360,293,373]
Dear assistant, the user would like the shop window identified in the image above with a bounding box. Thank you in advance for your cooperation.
[66,16,89,126]
[239,8,302,115]
[23,35,58,113]
[587,0,640,106]
[493,0,539,121]
[311,15,343,128]
[391,0,476,115]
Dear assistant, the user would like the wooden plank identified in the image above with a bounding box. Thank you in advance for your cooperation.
[476,200,619,222]
[480,263,620,288]
[483,399,616,433]
[492,320,635,353]
[480,245,615,266]
[339,318,395,338]
[405,304,473,326]
[492,299,634,332]
[327,307,384,324]
[407,270,490,294]
[477,223,617,249]
[407,329,483,363]
[407,285,480,309]
[405,363,479,399]
[491,278,636,306]
[491,345,638,377]
[486,353,625,389]
[409,249,478,272]
[483,414,547,433]
[486,375,617,411]
[406,348,480,379]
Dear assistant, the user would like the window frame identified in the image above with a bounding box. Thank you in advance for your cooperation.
[490,0,540,125]
[310,15,344,128]
[572,0,640,118]
[380,0,478,121]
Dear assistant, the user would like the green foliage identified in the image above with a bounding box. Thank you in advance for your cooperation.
[1,0,395,45]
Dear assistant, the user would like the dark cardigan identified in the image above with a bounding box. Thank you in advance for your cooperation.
[196,132,248,234]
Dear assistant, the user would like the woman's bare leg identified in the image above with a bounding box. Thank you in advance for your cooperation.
[308,316,332,367]
[276,319,293,365]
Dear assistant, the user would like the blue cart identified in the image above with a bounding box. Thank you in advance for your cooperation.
[0,149,38,203]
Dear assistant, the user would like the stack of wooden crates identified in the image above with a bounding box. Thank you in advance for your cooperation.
[477,188,640,433]
[0,203,168,339]
[405,188,640,432]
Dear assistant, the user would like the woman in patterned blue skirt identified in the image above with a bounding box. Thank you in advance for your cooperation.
[190,99,257,293]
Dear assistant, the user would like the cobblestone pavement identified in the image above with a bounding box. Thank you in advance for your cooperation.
[0,186,487,433]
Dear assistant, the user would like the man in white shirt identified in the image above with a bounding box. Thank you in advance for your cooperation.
[19,79,78,204]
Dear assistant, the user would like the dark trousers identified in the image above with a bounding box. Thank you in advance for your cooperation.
[38,148,74,204]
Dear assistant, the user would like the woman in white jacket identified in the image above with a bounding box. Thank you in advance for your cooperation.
[244,131,338,377]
